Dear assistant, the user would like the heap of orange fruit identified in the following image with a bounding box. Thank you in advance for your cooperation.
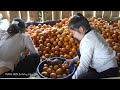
[26,16,120,67]
[26,18,80,59]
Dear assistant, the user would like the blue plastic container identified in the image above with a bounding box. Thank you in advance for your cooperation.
[36,57,76,79]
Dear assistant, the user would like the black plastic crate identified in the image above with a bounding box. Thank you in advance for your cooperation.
[26,20,61,27]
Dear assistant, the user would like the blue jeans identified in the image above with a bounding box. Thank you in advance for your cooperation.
[0,53,40,78]
[78,67,119,79]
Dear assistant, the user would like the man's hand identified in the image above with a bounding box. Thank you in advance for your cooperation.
[64,59,75,66]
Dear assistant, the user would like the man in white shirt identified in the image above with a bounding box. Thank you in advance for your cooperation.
[66,13,119,79]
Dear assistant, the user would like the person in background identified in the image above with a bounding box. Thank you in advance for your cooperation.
[0,13,10,40]
[65,13,119,79]
[0,18,40,78]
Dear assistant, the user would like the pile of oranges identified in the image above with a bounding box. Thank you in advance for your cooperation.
[26,18,79,59]
[26,17,120,66]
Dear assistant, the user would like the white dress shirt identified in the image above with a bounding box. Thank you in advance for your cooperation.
[72,30,118,79]
[0,33,38,73]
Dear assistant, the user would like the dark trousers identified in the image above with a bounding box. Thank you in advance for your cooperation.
[0,53,40,78]
[78,67,119,79]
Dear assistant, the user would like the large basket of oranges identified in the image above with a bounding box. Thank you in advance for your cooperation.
[36,57,76,79]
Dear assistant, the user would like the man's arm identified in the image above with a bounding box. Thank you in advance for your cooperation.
[24,34,38,54]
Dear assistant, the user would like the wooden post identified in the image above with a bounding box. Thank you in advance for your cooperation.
[41,11,44,21]
[73,11,83,16]
[71,11,74,17]
[18,11,21,19]
[103,11,111,20]
[9,11,20,21]
[52,11,55,20]
[60,11,62,19]
[54,11,60,20]
[96,11,102,18]
[111,11,119,17]
[84,11,93,18]
[93,11,96,17]
[119,11,120,17]
[20,11,27,22]
[110,11,120,22]
[29,11,39,22]
[27,11,30,22]
[62,11,72,19]
[43,11,52,21]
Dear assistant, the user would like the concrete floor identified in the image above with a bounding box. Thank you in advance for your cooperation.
[29,73,120,79]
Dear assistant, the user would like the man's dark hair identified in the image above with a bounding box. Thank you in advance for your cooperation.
[76,13,83,17]
[68,13,90,31]
[7,18,26,34]
[6,18,26,39]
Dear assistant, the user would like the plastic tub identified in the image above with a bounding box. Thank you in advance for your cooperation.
[36,57,76,79]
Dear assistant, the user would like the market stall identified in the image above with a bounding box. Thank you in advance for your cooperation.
[0,11,120,79]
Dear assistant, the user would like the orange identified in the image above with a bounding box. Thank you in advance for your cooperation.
[47,43,51,47]
[41,71,48,77]
[45,54,50,58]
[64,37,69,42]
[46,68,52,74]
[39,51,43,56]
[56,38,59,43]
[58,41,62,46]
[61,48,66,53]
[55,46,59,51]
[64,63,69,69]
[43,51,47,55]
[53,41,57,46]
[45,47,50,51]
[50,73,57,78]
[38,40,43,44]
[50,53,54,57]
[43,67,48,72]
[49,65,53,70]
[70,38,75,43]
[50,38,55,42]
[54,51,59,55]
[51,47,56,52]
[39,44,44,48]
[62,74,67,78]
[66,69,71,74]
[66,45,70,50]
[69,52,74,56]
[43,64,48,67]
[57,75,63,78]
[71,48,77,53]
[54,65,59,71]
[64,42,69,46]
[56,68,63,75]
[59,37,63,41]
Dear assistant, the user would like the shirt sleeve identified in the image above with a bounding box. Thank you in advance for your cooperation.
[24,34,38,54]
[72,41,94,79]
